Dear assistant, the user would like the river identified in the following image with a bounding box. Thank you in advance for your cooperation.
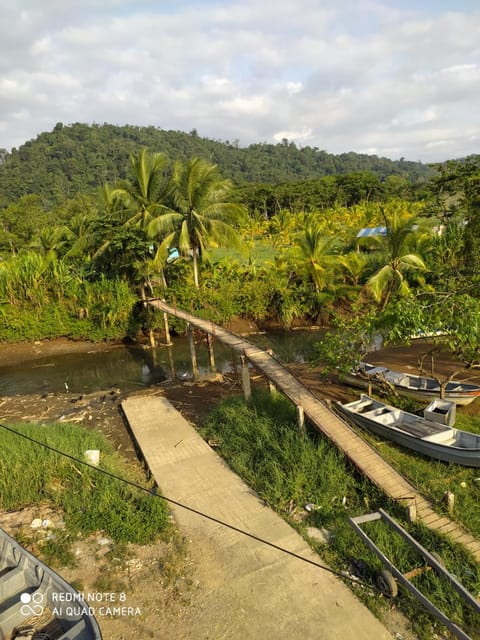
[0,330,325,396]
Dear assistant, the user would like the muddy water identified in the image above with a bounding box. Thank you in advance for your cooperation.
[3,330,479,404]
[0,330,325,396]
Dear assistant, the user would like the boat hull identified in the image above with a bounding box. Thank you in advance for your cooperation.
[0,526,102,639]
[341,371,480,406]
[336,401,480,467]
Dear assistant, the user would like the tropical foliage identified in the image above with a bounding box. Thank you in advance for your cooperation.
[149,156,245,288]
[365,202,427,310]
[0,131,477,347]
[0,122,434,209]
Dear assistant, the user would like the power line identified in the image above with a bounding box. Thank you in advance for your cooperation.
[0,421,371,589]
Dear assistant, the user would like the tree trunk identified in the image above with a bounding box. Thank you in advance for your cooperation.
[160,268,167,289]
[140,282,156,348]
[192,250,200,289]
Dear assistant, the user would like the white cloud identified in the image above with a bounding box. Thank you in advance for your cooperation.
[273,128,313,143]
[0,0,479,163]
[219,96,267,116]
[286,82,303,95]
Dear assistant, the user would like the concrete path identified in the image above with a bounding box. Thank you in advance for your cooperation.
[122,395,393,640]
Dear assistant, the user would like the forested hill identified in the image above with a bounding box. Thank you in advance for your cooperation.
[0,122,434,208]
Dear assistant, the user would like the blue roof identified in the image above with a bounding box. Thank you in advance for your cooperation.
[167,248,180,263]
[356,226,387,238]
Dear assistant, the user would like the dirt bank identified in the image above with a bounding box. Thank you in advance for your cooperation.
[367,340,480,382]
[0,338,127,367]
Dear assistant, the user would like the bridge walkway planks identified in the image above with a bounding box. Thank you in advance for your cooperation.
[148,299,480,562]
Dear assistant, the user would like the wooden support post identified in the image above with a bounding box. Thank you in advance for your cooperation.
[207,333,216,373]
[149,328,156,348]
[240,355,251,402]
[163,312,172,346]
[231,350,238,378]
[296,405,305,434]
[187,323,199,380]
[406,499,417,523]
[444,491,455,515]
[269,381,277,397]
[167,345,176,380]
[141,283,156,348]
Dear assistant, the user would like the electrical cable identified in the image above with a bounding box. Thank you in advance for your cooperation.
[0,421,374,590]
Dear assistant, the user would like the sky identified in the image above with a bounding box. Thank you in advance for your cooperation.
[1,0,479,163]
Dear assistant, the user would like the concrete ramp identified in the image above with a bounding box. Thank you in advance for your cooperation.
[122,395,392,640]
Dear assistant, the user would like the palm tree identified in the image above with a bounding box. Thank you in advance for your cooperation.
[92,152,171,290]
[267,209,297,247]
[365,203,426,310]
[148,157,245,288]
[119,148,170,227]
[30,227,67,260]
[59,213,99,262]
[294,222,335,292]
[338,251,370,287]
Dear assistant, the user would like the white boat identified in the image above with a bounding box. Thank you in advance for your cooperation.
[336,394,480,466]
[342,362,480,406]
[0,526,102,639]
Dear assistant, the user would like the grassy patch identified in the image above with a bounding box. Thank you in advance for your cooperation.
[0,422,170,545]
[202,392,388,524]
[39,529,78,568]
[201,391,480,640]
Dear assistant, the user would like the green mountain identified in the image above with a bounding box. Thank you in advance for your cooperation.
[0,122,434,209]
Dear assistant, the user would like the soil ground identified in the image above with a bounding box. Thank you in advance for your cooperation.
[2,336,477,639]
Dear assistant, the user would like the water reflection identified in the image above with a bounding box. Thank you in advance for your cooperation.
[0,346,161,396]
[0,330,324,397]
[249,330,325,364]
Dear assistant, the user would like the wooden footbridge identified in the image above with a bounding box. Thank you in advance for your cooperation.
[148,299,480,563]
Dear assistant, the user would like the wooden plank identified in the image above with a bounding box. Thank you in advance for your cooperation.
[448,532,475,544]
[436,522,463,534]
[421,513,447,524]
[432,517,457,527]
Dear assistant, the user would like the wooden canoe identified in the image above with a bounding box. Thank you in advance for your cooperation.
[341,363,480,406]
[336,394,480,466]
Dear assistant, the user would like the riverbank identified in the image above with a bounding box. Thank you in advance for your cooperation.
[3,336,480,431]
[0,313,275,368]
[0,337,127,367]
[367,340,480,382]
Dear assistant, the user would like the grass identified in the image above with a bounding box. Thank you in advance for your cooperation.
[202,392,385,524]
[200,391,480,640]
[0,422,170,547]
[39,529,78,568]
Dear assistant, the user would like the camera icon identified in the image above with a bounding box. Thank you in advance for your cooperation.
[20,592,45,616]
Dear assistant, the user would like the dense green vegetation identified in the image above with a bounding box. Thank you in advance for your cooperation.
[201,392,480,640]
[0,422,169,564]
[0,122,433,208]
[1,125,479,377]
